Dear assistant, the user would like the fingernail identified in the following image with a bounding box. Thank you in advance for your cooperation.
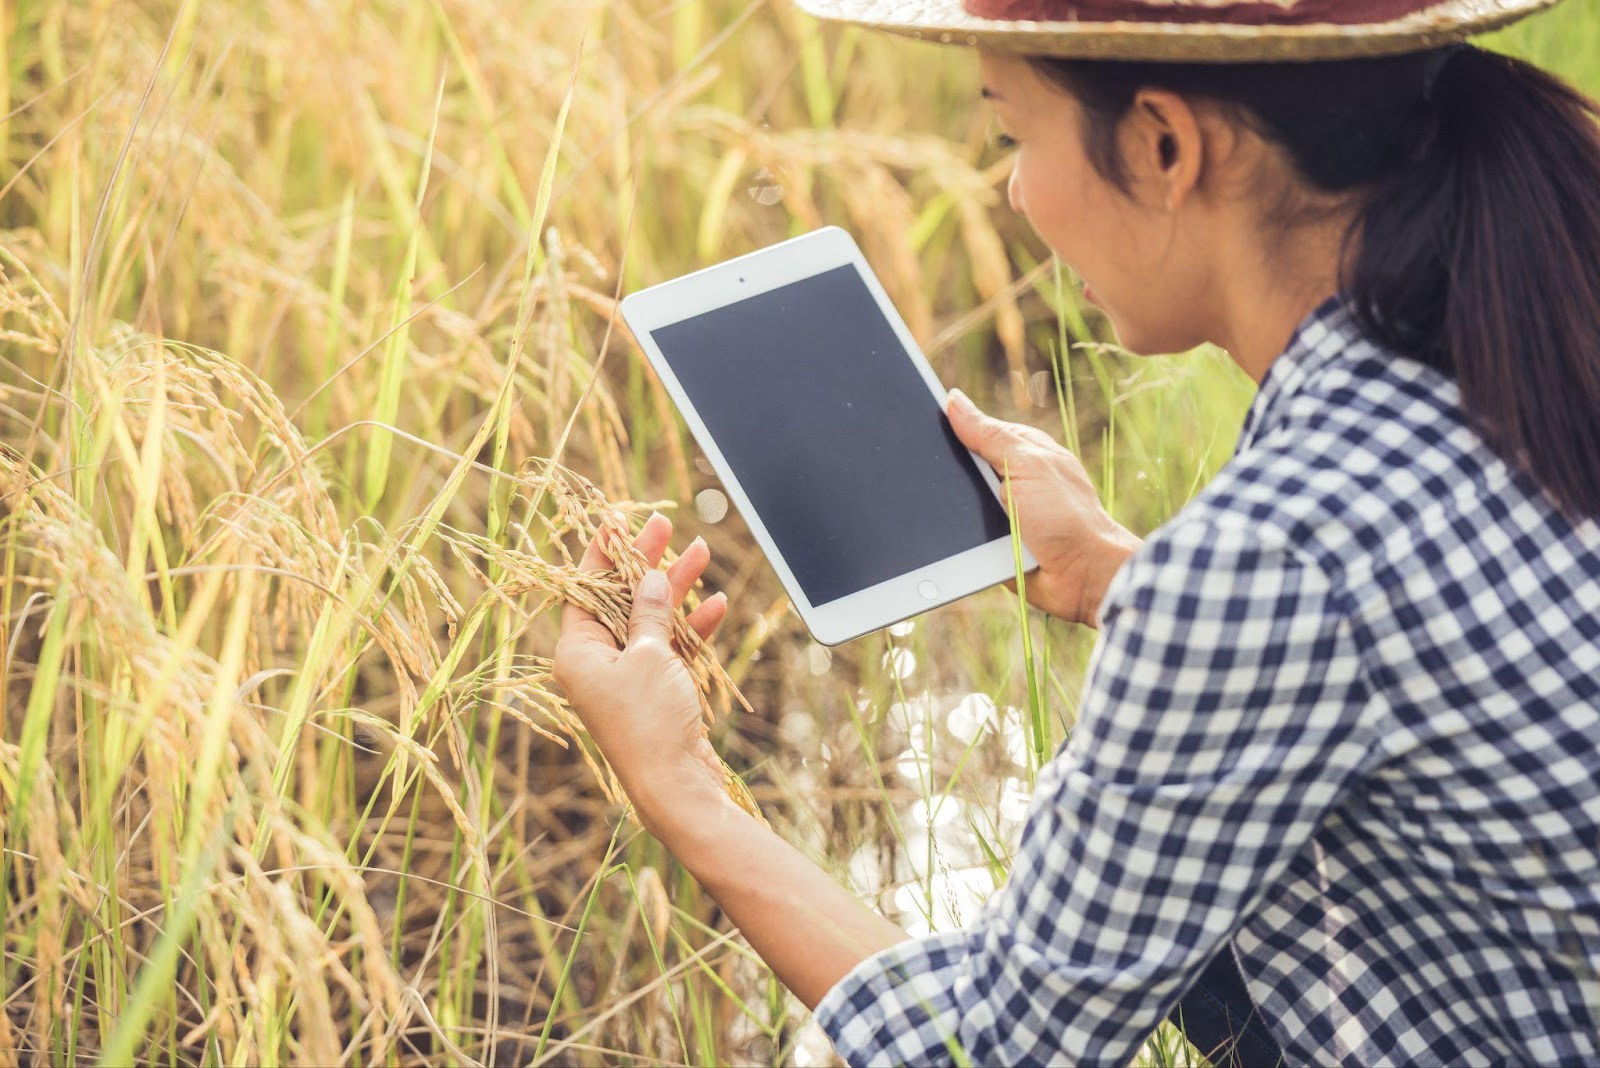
[647,510,665,525]
[948,388,974,415]
[641,569,669,600]
[690,535,706,553]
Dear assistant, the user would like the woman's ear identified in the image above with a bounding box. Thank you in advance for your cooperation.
[1125,89,1204,212]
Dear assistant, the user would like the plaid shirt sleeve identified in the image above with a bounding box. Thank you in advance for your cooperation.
[813,515,1387,1066]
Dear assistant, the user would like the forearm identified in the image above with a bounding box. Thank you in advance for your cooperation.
[646,793,910,1009]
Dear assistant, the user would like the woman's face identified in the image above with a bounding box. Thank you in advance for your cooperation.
[978,52,1217,356]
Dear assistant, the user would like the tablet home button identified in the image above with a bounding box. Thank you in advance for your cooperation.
[917,579,939,601]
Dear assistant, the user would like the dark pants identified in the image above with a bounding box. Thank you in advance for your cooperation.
[1169,946,1285,1068]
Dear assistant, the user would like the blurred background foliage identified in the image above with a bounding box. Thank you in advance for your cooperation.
[1,0,1596,1063]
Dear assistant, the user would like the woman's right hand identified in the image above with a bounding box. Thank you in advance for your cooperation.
[946,388,1142,628]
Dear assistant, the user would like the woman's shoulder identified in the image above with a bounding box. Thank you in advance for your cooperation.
[1209,329,1472,517]
[1105,344,1600,723]
[1169,336,1600,630]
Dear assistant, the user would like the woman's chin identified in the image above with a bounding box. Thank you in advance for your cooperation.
[1082,296,1173,356]
[1099,316,1185,358]
[1113,333,1176,359]
[1095,308,1135,352]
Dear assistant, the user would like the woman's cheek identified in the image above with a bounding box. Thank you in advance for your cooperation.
[1019,175,1079,270]
[1012,155,1140,342]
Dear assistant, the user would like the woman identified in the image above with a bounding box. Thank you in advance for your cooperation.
[553,0,1600,1063]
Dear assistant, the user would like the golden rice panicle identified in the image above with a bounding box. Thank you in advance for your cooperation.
[443,465,763,820]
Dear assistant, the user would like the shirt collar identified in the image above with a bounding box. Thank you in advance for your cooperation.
[1236,293,1358,454]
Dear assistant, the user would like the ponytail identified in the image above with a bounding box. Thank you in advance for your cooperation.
[1350,46,1600,522]
[1034,47,1600,522]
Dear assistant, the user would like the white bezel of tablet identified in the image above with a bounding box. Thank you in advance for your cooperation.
[620,225,1038,646]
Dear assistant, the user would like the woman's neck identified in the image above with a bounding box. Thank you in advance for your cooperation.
[1210,214,1352,384]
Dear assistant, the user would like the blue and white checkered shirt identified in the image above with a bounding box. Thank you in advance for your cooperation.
[813,297,1600,1066]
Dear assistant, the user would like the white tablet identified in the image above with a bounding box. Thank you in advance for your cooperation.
[620,225,1038,646]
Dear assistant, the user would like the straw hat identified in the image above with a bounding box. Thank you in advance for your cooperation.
[793,0,1564,61]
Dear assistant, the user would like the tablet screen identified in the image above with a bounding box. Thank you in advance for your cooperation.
[649,263,1013,607]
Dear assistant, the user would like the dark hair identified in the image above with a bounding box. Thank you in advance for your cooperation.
[1032,47,1600,522]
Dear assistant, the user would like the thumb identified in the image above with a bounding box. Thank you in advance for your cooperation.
[947,388,1008,461]
[627,568,675,647]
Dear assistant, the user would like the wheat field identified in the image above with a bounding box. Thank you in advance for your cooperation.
[2,1,1596,1064]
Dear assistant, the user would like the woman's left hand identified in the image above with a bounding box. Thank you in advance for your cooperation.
[552,512,735,832]
[557,516,911,1015]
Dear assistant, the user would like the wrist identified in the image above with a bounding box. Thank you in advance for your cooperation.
[642,787,763,884]
[1081,526,1141,627]
[627,763,750,850]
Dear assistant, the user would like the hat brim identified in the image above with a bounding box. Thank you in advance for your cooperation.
[794,0,1562,61]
